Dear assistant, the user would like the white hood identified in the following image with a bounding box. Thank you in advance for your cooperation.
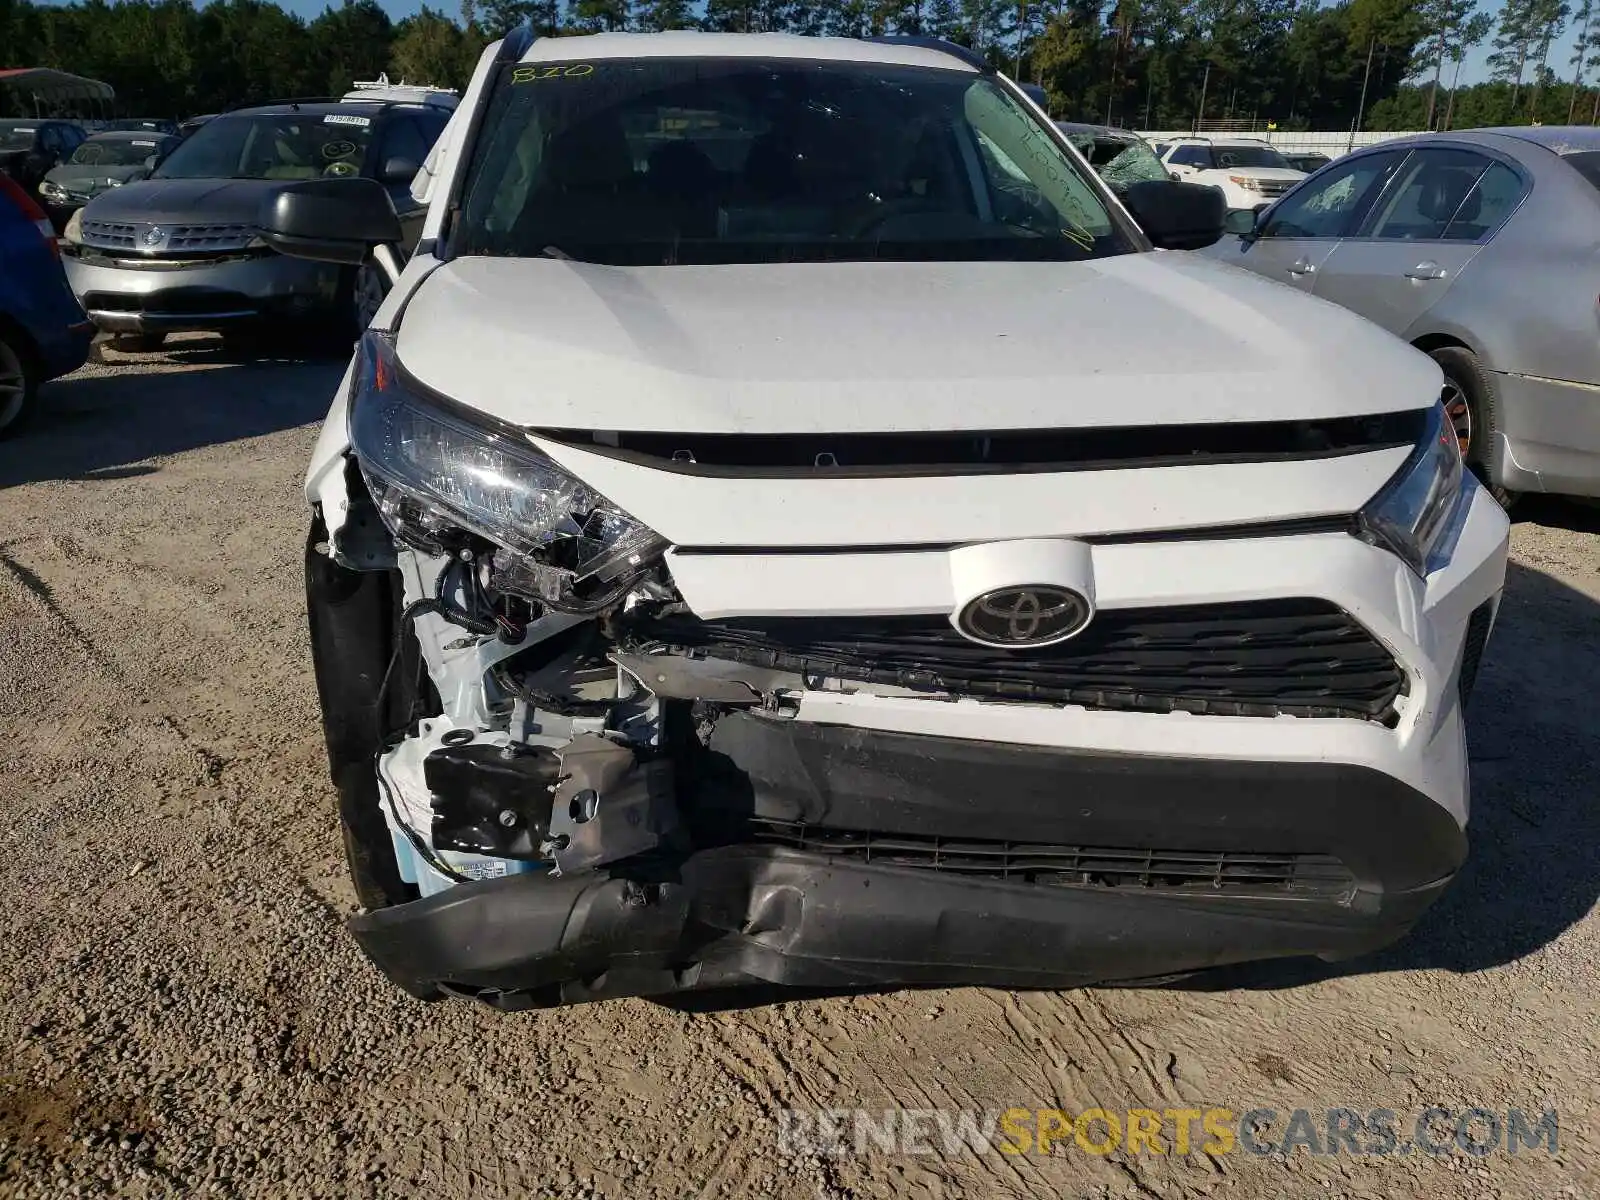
[393,251,1437,434]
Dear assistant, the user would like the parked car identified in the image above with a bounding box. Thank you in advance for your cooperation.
[61,97,448,349]
[263,30,1507,1010]
[1056,122,1170,192]
[37,131,179,229]
[1284,152,1332,174]
[0,119,87,199]
[0,173,93,437]
[1159,136,1306,210]
[1202,126,1600,505]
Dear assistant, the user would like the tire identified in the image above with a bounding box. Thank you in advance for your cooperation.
[0,326,39,439]
[110,332,166,353]
[1428,345,1517,510]
[305,520,434,914]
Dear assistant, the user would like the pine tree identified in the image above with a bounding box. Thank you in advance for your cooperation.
[1487,0,1537,105]
[1568,0,1593,118]
[1525,0,1568,114]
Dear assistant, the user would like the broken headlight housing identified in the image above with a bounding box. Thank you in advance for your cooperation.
[348,331,667,612]
[1356,399,1465,577]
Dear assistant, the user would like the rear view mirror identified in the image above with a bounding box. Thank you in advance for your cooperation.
[1121,179,1227,251]
[256,177,403,266]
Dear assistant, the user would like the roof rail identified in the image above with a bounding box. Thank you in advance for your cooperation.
[864,35,992,73]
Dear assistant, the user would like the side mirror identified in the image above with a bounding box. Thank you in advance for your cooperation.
[1121,179,1227,251]
[256,177,403,266]
[380,156,420,186]
[1223,208,1258,236]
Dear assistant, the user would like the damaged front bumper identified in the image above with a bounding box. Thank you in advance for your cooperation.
[350,716,1466,1008]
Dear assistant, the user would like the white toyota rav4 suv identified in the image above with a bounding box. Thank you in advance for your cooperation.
[264,31,1508,1009]
[1160,136,1308,211]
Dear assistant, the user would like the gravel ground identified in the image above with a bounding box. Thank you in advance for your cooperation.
[1,338,1597,1199]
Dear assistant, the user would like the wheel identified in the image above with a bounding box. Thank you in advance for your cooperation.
[110,332,166,353]
[1428,345,1517,510]
[0,327,40,439]
[351,260,389,334]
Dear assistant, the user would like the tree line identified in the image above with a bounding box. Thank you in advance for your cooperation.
[2,0,1598,132]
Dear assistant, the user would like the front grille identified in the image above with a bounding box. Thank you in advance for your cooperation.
[79,220,256,255]
[81,289,256,315]
[711,817,1356,898]
[81,218,138,248]
[1256,180,1294,197]
[165,223,254,252]
[622,598,1406,720]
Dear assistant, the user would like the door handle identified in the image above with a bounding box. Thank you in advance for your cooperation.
[1404,261,1447,280]
[1288,257,1316,276]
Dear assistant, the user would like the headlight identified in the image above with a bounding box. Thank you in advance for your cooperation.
[1356,400,1465,576]
[1227,175,1262,191]
[38,180,66,200]
[348,331,667,613]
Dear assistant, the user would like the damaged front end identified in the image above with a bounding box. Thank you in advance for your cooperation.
[307,332,1465,1010]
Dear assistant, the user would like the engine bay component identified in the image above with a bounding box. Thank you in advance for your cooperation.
[547,734,679,875]
[425,741,559,862]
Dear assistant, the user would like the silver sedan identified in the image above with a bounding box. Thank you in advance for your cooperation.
[1201,126,1600,503]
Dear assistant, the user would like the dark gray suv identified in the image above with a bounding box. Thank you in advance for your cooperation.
[62,97,450,349]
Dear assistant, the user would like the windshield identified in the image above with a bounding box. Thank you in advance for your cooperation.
[1211,144,1291,170]
[456,58,1134,264]
[153,113,374,180]
[1062,130,1168,190]
[70,137,168,167]
[0,122,38,152]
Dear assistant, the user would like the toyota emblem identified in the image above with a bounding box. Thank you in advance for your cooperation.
[956,586,1091,648]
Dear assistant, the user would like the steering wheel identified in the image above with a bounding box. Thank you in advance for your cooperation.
[841,198,949,238]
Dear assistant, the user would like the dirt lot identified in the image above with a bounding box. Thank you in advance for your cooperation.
[1,340,1597,1199]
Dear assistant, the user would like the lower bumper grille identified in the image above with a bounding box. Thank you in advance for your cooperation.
[707,818,1356,898]
[623,598,1405,720]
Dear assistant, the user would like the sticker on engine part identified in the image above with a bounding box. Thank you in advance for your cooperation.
[461,860,509,880]
[510,63,595,83]
[323,113,372,127]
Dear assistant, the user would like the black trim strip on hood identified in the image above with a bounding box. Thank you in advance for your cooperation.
[533,409,1427,480]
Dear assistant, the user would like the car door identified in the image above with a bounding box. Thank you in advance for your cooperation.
[23,127,60,191]
[1205,148,1408,292]
[1310,147,1527,336]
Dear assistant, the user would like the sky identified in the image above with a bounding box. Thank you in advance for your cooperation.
[32,0,1591,92]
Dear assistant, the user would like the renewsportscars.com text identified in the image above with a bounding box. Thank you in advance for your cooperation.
[777,1106,1560,1158]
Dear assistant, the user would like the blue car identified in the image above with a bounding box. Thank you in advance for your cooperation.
[0,172,92,437]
